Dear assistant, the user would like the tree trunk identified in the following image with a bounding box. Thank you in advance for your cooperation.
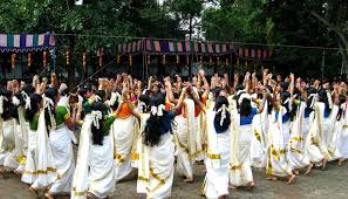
[311,11,348,78]
[338,42,348,76]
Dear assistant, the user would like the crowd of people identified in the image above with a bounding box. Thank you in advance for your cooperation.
[0,69,347,199]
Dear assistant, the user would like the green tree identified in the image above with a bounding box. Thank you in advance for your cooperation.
[0,0,185,84]
[170,0,204,39]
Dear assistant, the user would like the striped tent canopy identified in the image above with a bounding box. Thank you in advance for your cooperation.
[0,32,55,53]
[117,39,272,59]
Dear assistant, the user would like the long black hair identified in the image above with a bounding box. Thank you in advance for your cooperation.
[280,91,293,119]
[213,96,231,133]
[0,88,17,121]
[25,93,42,122]
[20,85,35,107]
[138,94,150,113]
[95,90,105,102]
[143,93,173,146]
[306,87,317,113]
[110,92,121,111]
[240,98,252,117]
[44,88,57,131]
[91,101,107,145]
[337,95,346,121]
[289,89,302,121]
[318,89,331,114]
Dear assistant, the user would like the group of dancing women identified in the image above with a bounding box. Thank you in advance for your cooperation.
[0,69,348,199]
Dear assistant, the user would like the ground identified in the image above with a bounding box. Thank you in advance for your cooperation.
[1,162,348,199]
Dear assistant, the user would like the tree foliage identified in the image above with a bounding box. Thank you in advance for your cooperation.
[0,0,347,79]
[202,0,348,78]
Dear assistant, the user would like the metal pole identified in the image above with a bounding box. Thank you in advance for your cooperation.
[321,50,325,82]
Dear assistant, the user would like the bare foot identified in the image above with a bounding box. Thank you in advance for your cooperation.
[0,167,5,175]
[247,181,255,190]
[218,194,229,199]
[266,176,277,181]
[138,193,147,199]
[44,192,54,199]
[87,192,97,199]
[294,170,300,175]
[322,159,327,170]
[304,164,313,176]
[338,158,344,166]
[228,184,237,190]
[184,177,194,183]
[28,186,38,195]
[287,174,296,184]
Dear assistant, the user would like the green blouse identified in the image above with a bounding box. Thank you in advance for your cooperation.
[55,106,70,126]
[101,116,116,136]
[29,113,40,131]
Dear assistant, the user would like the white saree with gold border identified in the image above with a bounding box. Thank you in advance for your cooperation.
[287,102,310,170]
[203,111,230,199]
[31,110,57,189]
[305,102,331,164]
[337,102,348,159]
[266,107,293,177]
[175,98,196,179]
[137,113,175,199]
[229,108,254,186]
[112,115,137,182]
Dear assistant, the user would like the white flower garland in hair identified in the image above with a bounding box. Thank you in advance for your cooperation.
[0,96,8,114]
[137,101,146,113]
[21,91,31,110]
[12,96,20,106]
[142,89,149,95]
[327,90,333,109]
[236,89,246,97]
[151,104,165,116]
[283,97,291,111]
[43,95,56,130]
[91,110,103,129]
[0,96,3,114]
[238,93,251,105]
[217,104,227,126]
[308,93,317,109]
[95,95,102,102]
[109,92,120,107]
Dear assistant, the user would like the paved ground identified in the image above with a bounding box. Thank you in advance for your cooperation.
[1,161,348,199]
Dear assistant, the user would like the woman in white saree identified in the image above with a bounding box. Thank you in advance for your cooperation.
[174,85,203,183]
[44,88,78,199]
[337,95,348,166]
[72,99,117,199]
[137,93,176,199]
[229,91,265,189]
[14,88,34,174]
[0,89,20,173]
[112,89,139,182]
[21,94,45,185]
[203,96,230,199]
[266,92,296,184]
[305,89,334,175]
[286,95,310,173]
[25,93,58,194]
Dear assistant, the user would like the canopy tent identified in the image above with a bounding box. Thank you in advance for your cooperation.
[0,32,55,53]
[116,39,272,59]
[115,39,273,78]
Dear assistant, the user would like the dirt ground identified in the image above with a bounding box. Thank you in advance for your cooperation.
[1,161,348,199]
